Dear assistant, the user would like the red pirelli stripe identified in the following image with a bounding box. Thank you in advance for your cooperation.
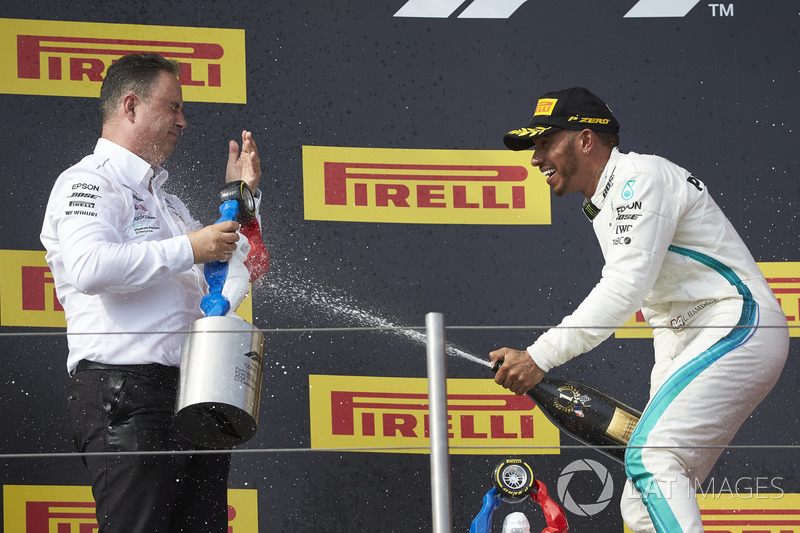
[766,276,800,321]
[700,508,800,527]
[26,501,97,530]
[766,277,800,293]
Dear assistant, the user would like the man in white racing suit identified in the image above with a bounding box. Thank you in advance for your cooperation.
[490,87,789,533]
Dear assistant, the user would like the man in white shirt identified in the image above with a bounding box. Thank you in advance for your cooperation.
[41,53,266,533]
[491,87,788,533]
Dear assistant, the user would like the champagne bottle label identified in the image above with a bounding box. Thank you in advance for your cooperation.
[605,406,639,443]
[552,385,592,417]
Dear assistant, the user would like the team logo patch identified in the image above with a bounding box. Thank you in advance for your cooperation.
[621,179,636,201]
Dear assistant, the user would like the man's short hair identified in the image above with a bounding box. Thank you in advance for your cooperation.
[99,53,181,123]
[595,132,620,149]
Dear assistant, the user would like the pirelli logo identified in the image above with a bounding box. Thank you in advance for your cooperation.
[302,146,551,225]
[0,250,65,328]
[309,375,560,455]
[616,262,800,339]
[0,18,245,102]
[3,485,258,532]
[0,249,252,327]
[534,98,558,116]
[623,493,800,532]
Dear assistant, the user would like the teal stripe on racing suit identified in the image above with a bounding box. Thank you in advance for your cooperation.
[624,245,758,533]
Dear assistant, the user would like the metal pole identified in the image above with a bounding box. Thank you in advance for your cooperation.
[426,312,452,533]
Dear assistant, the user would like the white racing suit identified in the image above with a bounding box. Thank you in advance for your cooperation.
[527,148,789,533]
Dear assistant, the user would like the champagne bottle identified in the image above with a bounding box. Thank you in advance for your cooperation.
[492,361,641,463]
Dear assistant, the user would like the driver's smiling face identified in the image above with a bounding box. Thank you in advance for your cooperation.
[529,130,582,197]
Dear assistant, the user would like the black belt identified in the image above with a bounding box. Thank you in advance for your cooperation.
[74,359,179,381]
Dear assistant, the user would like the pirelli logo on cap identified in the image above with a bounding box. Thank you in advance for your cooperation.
[0,18,246,102]
[534,98,558,116]
[623,493,800,533]
[615,261,800,339]
[3,485,258,532]
[309,375,560,455]
[302,146,551,225]
[0,249,253,327]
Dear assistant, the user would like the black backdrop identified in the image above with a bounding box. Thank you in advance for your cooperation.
[1,1,798,531]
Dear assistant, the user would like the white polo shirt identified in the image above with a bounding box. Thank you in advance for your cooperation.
[41,139,205,373]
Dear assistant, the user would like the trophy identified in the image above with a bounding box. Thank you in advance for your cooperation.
[470,459,569,533]
[174,180,266,448]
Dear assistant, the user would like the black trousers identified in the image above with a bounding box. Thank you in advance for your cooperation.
[68,361,231,533]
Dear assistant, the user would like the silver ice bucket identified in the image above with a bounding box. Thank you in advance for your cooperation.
[175,316,265,448]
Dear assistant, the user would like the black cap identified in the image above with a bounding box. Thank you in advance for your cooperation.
[503,87,620,151]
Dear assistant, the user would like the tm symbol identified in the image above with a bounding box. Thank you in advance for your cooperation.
[708,3,734,16]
